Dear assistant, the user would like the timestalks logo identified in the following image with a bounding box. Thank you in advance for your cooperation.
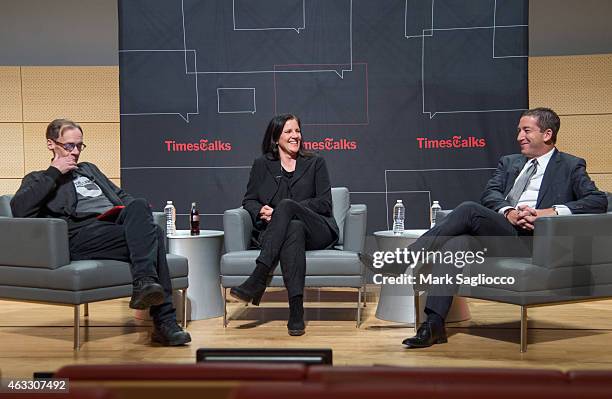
[416,136,486,150]
[302,138,358,151]
[165,139,232,152]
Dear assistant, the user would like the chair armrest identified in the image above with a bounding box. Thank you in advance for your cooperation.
[533,213,612,268]
[0,217,70,268]
[223,207,253,252]
[342,204,367,253]
[0,195,12,217]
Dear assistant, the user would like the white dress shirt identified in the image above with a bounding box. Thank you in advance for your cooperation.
[498,148,571,216]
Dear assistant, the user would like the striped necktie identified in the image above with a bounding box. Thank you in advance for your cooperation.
[506,159,538,207]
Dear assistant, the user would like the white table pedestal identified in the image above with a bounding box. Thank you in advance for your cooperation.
[373,230,471,326]
[168,230,224,320]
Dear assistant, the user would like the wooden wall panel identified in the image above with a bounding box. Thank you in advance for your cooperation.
[0,179,22,195]
[555,115,612,173]
[530,54,612,115]
[23,123,120,178]
[21,66,119,123]
[592,174,612,193]
[0,124,24,178]
[530,53,612,195]
[0,67,22,122]
[79,123,120,178]
[23,123,52,174]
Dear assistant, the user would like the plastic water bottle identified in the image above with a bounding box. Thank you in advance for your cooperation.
[392,200,405,235]
[430,200,442,228]
[164,201,176,236]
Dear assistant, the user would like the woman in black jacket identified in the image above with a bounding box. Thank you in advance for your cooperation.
[230,114,339,335]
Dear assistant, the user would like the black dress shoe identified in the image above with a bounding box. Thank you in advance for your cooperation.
[402,319,447,348]
[129,277,164,310]
[151,320,191,346]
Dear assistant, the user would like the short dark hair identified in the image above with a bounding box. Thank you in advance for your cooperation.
[46,119,83,140]
[521,107,560,144]
[261,114,310,159]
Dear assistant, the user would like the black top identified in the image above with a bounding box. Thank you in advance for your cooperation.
[11,162,134,239]
[270,167,294,207]
[241,154,339,247]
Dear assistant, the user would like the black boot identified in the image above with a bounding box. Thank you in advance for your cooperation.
[230,262,270,305]
[129,277,164,310]
[151,320,191,346]
[287,295,305,336]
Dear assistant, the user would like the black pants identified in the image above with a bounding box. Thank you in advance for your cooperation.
[69,198,175,324]
[408,201,531,319]
[256,199,336,298]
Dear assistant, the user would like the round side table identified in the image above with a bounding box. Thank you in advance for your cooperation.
[373,229,471,326]
[168,230,224,320]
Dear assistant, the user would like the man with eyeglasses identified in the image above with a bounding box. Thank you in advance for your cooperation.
[11,118,191,346]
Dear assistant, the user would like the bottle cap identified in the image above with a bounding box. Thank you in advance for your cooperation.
[192,202,196,206]
[167,201,173,204]
[433,200,439,204]
[397,199,403,203]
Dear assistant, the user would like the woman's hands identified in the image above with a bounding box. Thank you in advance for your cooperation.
[259,205,274,223]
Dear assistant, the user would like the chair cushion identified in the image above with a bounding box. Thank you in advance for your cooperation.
[458,257,612,292]
[221,250,362,276]
[0,254,187,291]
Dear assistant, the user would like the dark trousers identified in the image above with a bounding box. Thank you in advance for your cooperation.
[69,198,175,324]
[256,199,335,298]
[409,201,531,319]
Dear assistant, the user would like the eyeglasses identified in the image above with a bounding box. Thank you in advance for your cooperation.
[52,139,87,152]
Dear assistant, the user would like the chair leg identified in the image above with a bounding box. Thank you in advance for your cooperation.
[73,305,80,351]
[223,288,228,328]
[181,289,188,329]
[362,284,367,307]
[83,303,89,317]
[356,288,362,328]
[520,306,528,353]
[414,291,420,332]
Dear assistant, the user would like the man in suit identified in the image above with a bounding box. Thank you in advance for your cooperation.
[401,107,608,348]
[11,118,191,346]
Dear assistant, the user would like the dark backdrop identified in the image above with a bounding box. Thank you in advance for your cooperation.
[118,0,528,232]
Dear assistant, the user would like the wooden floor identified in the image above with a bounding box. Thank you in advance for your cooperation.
[2,288,612,378]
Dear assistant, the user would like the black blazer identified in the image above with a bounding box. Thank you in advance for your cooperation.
[242,154,339,245]
[480,149,608,214]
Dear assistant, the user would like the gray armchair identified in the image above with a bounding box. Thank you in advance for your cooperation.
[0,194,189,350]
[220,187,367,327]
[423,196,612,352]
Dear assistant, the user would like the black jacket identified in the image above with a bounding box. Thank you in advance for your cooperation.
[480,149,608,214]
[11,162,134,237]
[242,154,340,245]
